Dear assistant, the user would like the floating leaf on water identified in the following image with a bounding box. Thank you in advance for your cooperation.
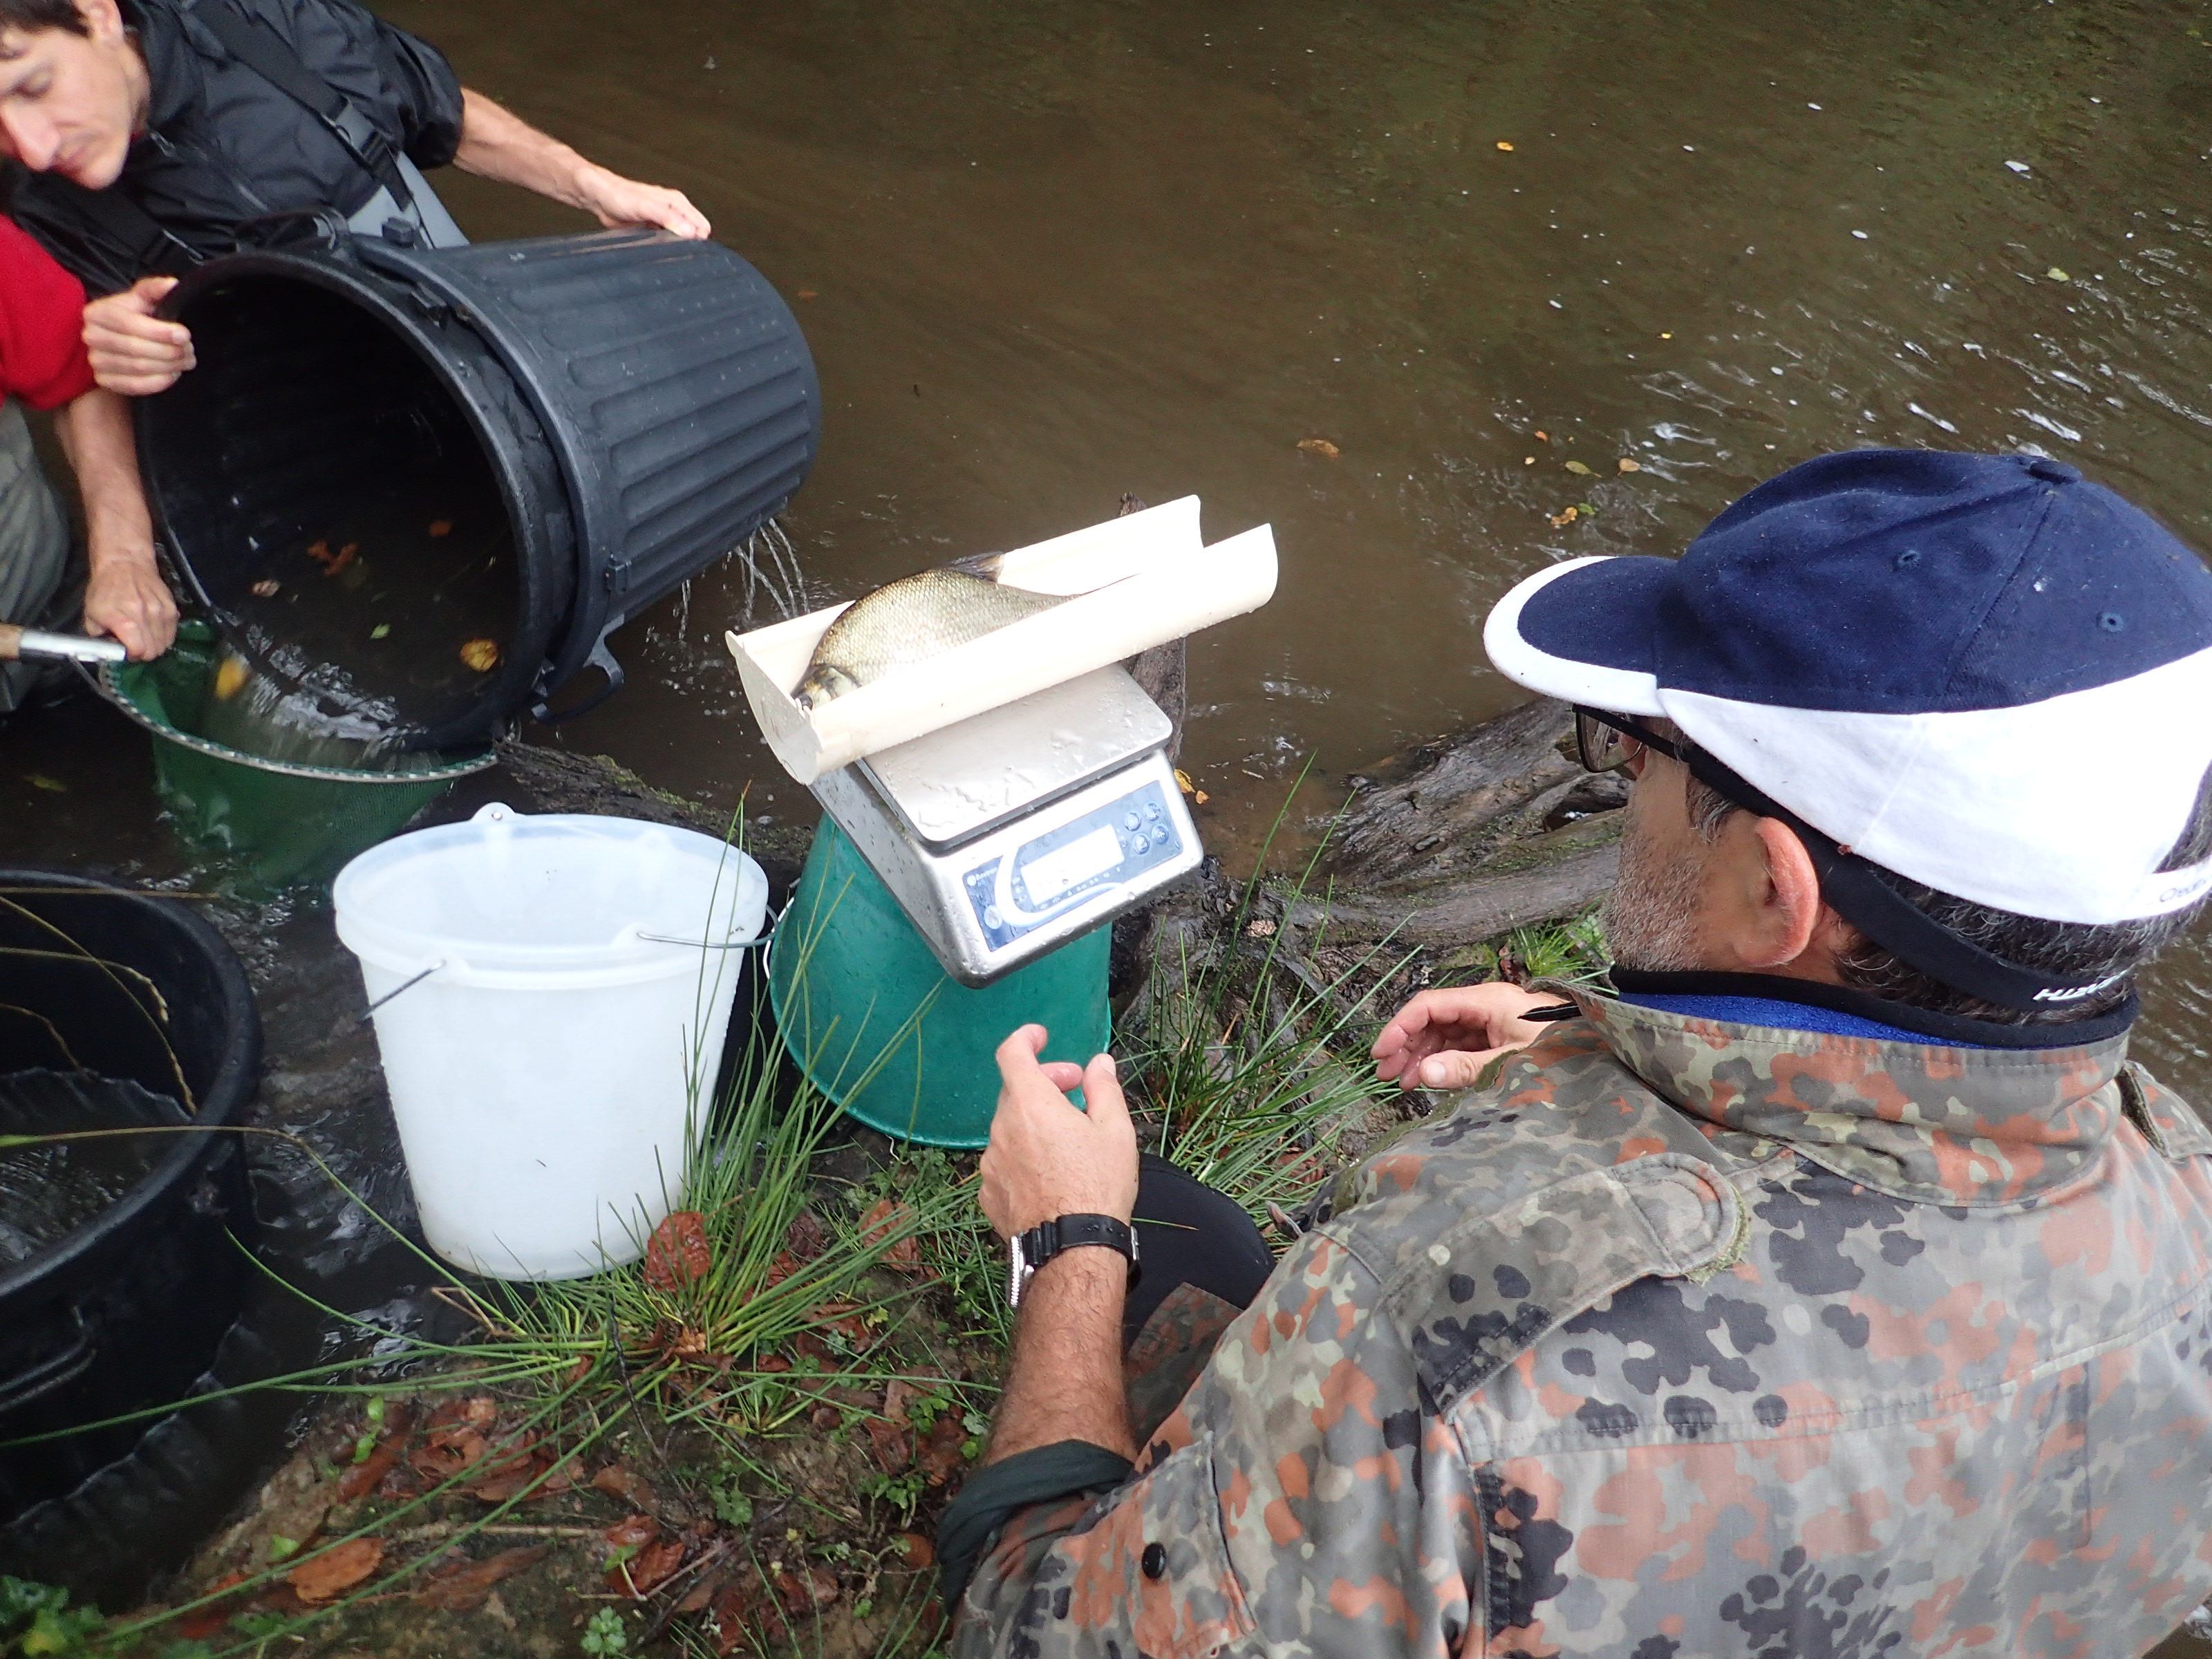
[1174,768,1195,795]
[1524,455,1536,465]
[290,1537,383,1602]
[250,579,281,598]
[1495,140,1515,151]
[2046,265,2070,282]
[1297,437,1341,458]
[1194,788,1209,805]
[25,774,66,793]
[1564,459,1594,476]
[643,1209,711,1291]
[1548,506,1580,527]
[1618,458,1641,472]
[369,624,391,640]
[459,637,500,673]
[797,288,820,299]
[1660,331,1674,339]
[427,518,453,538]
[1533,430,1549,442]
[213,653,251,701]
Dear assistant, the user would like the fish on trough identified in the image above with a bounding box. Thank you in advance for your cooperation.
[793,555,1069,709]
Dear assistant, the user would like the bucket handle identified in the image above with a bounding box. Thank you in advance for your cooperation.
[635,932,769,950]
[355,961,445,1025]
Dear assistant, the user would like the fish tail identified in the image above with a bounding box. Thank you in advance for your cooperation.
[944,551,1008,579]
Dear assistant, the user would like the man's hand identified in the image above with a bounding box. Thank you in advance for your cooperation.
[84,551,177,659]
[980,1025,1138,1240]
[574,165,711,240]
[1371,981,1564,1092]
[83,278,195,397]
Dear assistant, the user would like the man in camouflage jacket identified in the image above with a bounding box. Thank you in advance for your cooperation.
[940,450,2212,1656]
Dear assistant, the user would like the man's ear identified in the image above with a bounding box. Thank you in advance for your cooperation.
[76,0,125,44]
[1746,816,1828,969]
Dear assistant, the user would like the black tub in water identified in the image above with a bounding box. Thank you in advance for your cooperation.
[138,228,822,746]
[0,874,259,1549]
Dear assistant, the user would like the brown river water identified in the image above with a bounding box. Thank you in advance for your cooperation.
[7,0,2212,1072]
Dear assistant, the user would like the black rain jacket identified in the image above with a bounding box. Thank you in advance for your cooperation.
[9,0,462,293]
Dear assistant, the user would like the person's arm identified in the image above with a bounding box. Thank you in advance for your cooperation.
[56,388,176,659]
[975,1028,1139,1462]
[452,89,710,240]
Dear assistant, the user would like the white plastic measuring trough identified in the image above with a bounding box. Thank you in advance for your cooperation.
[726,496,1278,785]
[334,805,768,1280]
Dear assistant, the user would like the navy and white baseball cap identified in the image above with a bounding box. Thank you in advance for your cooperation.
[1485,448,2212,957]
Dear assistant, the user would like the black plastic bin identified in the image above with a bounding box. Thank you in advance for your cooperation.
[0,874,261,1525]
[139,229,821,747]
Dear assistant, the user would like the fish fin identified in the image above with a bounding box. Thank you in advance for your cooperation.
[944,551,1008,579]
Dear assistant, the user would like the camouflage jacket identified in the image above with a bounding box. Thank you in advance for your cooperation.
[950,993,2212,1658]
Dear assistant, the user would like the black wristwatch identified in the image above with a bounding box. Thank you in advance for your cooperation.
[1007,1213,1141,1308]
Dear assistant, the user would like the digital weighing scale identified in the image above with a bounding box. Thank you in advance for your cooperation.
[809,665,1202,986]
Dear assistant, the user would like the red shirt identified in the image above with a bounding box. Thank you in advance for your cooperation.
[0,216,95,411]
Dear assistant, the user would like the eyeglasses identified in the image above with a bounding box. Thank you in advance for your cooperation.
[1572,706,1691,775]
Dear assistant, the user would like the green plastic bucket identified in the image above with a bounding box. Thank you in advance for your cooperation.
[768,818,1110,1147]
[100,623,495,894]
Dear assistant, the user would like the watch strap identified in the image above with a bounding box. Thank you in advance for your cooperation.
[1009,1212,1141,1306]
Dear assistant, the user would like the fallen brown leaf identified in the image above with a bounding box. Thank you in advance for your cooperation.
[1564,459,1594,476]
[893,1532,935,1570]
[173,1571,252,1641]
[623,1537,687,1597]
[786,1210,828,1259]
[644,1210,712,1291]
[1534,430,1550,442]
[414,1545,548,1613]
[458,637,500,673]
[338,1441,402,1503]
[1617,457,1641,473]
[796,288,819,299]
[288,1537,384,1604]
[1495,139,1515,151]
[774,1562,840,1612]
[883,1378,920,1427]
[593,1465,660,1512]
[863,1416,910,1473]
[860,1199,923,1273]
[811,1403,843,1432]
[1296,437,1341,458]
[918,1414,968,1486]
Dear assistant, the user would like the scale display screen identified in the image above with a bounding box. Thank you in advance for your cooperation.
[1020,825,1123,907]
[961,778,1187,954]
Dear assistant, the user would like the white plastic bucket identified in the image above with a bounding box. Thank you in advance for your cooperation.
[332,803,768,1280]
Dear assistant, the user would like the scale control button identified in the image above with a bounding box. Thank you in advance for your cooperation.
[983,905,1002,929]
[1132,833,1149,853]
[1123,811,1141,830]
[1145,801,1162,821]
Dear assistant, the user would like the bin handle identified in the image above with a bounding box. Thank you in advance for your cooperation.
[531,637,626,726]
[0,1308,99,1416]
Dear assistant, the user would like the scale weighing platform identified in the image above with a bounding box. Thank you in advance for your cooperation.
[809,666,1202,986]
